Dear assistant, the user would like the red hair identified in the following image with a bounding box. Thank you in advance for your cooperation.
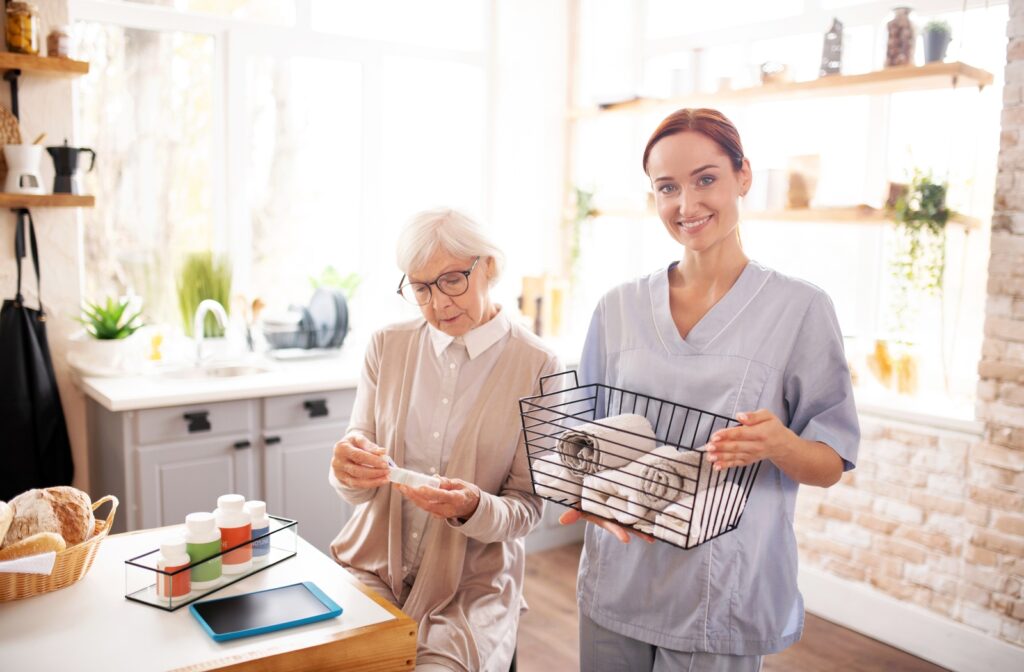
[642,108,745,175]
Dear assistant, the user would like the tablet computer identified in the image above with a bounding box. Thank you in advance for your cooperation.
[189,581,343,642]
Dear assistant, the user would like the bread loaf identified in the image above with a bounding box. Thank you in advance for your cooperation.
[3,487,95,548]
[0,531,66,560]
[0,501,12,543]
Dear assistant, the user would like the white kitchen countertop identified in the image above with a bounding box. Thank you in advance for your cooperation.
[0,529,400,672]
[77,346,366,412]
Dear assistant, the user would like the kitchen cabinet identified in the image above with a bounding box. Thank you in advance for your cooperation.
[87,388,356,554]
[136,432,257,530]
[84,370,583,557]
[262,390,356,552]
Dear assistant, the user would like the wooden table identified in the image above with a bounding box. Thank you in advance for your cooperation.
[0,528,417,671]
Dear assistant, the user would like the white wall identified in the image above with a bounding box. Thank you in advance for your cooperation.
[0,0,90,491]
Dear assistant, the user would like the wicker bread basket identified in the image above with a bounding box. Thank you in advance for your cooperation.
[0,494,118,602]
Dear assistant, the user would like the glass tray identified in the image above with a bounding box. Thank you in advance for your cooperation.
[124,515,298,611]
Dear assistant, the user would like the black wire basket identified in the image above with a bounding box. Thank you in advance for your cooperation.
[519,371,762,549]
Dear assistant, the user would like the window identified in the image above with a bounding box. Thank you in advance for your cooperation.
[77,22,217,326]
[73,0,491,334]
[569,1,1009,412]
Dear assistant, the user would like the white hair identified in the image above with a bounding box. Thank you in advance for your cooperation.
[395,208,505,285]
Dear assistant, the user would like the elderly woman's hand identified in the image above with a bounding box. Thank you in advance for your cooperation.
[331,433,390,489]
[395,478,481,521]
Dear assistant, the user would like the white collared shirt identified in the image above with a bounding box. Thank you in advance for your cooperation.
[401,307,512,581]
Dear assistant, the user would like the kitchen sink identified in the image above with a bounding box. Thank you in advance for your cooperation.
[159,363,274,379]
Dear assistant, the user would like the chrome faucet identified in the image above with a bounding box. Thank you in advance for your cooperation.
[193,299,229,366]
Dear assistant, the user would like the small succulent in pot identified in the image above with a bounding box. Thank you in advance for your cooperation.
[77,297,144,340]
[923,19,952,63]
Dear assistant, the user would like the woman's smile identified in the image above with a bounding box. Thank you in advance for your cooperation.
[676,214,713,235]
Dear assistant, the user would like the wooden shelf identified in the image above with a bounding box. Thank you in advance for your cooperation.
[591,205,981,229]
[0,52,89,77]
[746,207,981,229]
[0,193,94,208]
[574,61,994,118]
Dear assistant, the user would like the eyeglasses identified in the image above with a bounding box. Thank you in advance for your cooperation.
[397,257,480,306]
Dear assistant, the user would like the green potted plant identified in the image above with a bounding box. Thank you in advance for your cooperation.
[69,296,145,374]
[78,297,144,340]
[923,19,952,64]
[881,171,952,394]
[176,252,232,337]
[571,187,597,272]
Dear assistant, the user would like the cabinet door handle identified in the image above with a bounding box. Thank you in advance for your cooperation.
[183,411,211,433]
[303,399,329,418]
[264,435,282,445]
[233,439,251,450]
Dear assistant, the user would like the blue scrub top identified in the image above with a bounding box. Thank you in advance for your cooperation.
[576,260,860,656]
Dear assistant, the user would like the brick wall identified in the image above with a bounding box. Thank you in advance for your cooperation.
[795,0,1024,648]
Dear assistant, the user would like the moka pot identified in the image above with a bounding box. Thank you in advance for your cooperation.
[46,140,96,195]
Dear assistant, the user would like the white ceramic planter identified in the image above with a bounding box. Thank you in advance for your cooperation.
[67,330,139,376]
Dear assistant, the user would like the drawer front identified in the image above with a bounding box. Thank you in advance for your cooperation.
[135,399,254,445]
[263,389,356,430]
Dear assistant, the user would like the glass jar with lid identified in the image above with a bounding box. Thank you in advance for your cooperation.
[5,1,40,55]
[885,7,915,68]
[47,25,72,59]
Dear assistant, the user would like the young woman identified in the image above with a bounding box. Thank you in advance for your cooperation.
[560,108,860,671]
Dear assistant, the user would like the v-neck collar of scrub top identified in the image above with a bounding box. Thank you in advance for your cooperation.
[427,306,511,360]
[650,260,771,355]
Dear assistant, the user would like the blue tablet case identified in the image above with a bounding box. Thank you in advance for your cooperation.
[189,581,343,642]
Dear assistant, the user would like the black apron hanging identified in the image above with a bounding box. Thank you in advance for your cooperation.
[0,208,74,500]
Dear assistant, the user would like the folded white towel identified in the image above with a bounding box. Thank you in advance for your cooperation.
[532,453,582,504]
[557,414,656,476]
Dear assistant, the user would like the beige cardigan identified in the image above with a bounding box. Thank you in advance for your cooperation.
[330,318,559,672]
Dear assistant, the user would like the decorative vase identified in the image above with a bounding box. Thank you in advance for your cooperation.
[885,7,915,67]
[894,350,919,395]
[866,339,895,389]
[924,27,951,63]
[819,18,844,76]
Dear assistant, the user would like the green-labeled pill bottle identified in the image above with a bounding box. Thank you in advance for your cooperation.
[184,512,222,589]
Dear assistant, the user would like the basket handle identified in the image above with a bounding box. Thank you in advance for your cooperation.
[91,495,119,529]
[539,370,579,396]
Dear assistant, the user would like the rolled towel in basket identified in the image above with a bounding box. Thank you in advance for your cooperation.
[532,453,582,505]
[627,446,702,519]
[653,500,694,547]
[557,414,656,476]
[654,477,747,548]
[581,469,642,525]
[580,445,702,526]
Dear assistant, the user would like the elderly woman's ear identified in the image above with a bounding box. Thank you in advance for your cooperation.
[485,256,498,284]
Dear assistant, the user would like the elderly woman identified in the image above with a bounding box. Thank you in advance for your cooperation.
[329,208,559,672]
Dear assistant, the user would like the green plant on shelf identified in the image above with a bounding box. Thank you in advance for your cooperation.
[569,186,597,280]
[887,170,952,339]
[176,252,232,338]
[77,297,144,340]
[924,19,952,41]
